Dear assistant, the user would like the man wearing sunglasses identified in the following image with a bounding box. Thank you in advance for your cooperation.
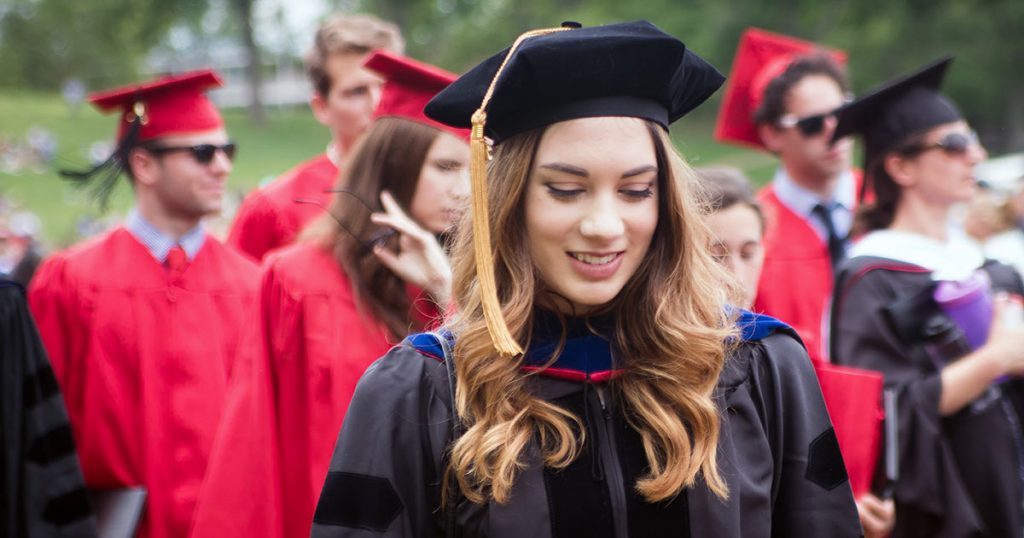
[28,69,259,538]
[717,28,859,364]
[227,14,404,262]
[717,29,896,538]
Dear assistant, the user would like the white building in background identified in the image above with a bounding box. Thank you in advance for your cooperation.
[145,42,311,109]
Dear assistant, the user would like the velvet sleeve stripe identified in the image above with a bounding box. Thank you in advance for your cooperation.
[2,280,98,535]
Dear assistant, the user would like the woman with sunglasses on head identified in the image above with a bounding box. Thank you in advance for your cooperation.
[311,22,861,538]
[829,58,1024,537]
[188,51,469,538]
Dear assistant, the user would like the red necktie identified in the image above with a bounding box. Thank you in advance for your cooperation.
[166,245,189,278]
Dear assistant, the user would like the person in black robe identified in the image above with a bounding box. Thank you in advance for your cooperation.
[1,278,96,537]
[829,57,1024,537]
[311,21,861,537]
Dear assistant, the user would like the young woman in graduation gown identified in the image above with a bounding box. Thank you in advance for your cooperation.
[829,58,1024,537]
[311,21,861,538]
[187,51,469,538]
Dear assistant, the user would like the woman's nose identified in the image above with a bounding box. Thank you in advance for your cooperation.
[579,199,625,239]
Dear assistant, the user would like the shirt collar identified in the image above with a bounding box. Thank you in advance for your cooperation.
[125,208,206,263]
[772,167,856,216]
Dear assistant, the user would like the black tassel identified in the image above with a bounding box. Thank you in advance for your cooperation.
[58,115,143,210]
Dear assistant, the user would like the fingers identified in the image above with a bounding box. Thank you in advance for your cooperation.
[379,191,416,228]
[856,494,895,537]
[372,243,402,273]
[372,190,429,242]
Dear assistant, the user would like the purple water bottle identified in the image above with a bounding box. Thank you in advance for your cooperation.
[933,270,993,350]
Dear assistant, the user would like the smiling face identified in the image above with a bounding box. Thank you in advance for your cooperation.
[524,117,659,314]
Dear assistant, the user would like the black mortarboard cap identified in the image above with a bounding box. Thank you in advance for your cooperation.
[425,20,725,143]
[832,57,961,159]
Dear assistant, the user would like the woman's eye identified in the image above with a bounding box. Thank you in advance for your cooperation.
[622,187,654,200]
[739,244,762,261]
[435,160,462,172]
[545,184,585,198]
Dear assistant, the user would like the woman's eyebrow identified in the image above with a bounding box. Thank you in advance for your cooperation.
[621,165,657,178]
[539,162,588,177]
[537,163,658,178]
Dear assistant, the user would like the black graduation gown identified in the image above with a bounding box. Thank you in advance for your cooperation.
[830,255,1024,537]
[0,279,96,537]
[310,315,861,537]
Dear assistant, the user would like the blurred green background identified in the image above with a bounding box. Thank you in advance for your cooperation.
[1,0,1021,247]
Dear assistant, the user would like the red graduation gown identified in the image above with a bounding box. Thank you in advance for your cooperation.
[227,154,339,262]
[755,176,882,497]
[754,185,835,361]
[27,227,259,538]
[189,242,439,538]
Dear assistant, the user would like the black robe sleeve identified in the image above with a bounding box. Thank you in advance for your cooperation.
[311,343,451,538]
[1,280,97,537]
[831,266,1000,536]
[689,330,861,537]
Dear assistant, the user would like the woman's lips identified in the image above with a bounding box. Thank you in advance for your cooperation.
[566,251,624,280]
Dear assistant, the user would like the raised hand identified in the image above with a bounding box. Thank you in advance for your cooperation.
[370,190,453,306]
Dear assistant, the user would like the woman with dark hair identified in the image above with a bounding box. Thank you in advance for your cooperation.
[311,21,860,537]
[188,51,470,538]
[830,58,1024,537]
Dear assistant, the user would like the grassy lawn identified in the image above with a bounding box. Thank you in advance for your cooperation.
[0,91,774,248]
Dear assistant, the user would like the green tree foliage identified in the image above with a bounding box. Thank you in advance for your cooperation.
[0,0,206,90]
[348,0,1023,152]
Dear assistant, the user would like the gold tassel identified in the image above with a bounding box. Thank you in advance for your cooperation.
[469,109,522,356]
[469,24,576,357]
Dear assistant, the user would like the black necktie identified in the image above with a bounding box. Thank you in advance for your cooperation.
[811,203,846,269]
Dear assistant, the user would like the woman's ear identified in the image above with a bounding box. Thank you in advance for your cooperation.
[884,153,917,188]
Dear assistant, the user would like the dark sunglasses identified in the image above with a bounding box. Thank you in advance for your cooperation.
[143,142,237,164]
[293,189,396,254]
[777,111,837,137]
[902,131,979,156]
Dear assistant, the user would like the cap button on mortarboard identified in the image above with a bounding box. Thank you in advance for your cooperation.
[561,21,582,29]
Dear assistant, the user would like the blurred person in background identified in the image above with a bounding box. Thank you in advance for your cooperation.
[28,70,259,538]
[963,185,1024,277]
[698,166,895,538]
[716,29,857,361]
[829,57,1024,537]
[697,167,765,309]
[189,51,468,538]
[227,13,404,262]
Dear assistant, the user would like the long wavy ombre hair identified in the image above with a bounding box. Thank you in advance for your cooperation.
[445,119,737,504]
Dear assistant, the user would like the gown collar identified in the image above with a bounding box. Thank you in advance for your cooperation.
[849,227,984,281]
[409,309,791,383]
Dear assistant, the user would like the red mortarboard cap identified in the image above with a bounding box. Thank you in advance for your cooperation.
[89,69,225,143]
[715,28,847,150]
[364,50,469,139]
